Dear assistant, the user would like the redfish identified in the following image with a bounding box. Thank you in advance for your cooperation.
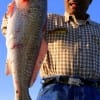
[1,0,47,100]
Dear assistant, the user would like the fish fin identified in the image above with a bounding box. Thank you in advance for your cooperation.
[5,59,12,75]
[1,14,8,35]
[29,37,48,87]
[6,1,15,17]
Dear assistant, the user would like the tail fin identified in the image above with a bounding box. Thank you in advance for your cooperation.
[14,87,31,100]
[14,92,31,100]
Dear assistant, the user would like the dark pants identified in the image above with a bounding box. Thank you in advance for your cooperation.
[37,83,100,100]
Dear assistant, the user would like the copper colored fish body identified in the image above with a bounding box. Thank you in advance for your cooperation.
[1,0,47,100]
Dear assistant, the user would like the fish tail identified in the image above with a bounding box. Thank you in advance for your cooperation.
[14,88,31,100]
[15,94,31,100]
[12,73,31,100]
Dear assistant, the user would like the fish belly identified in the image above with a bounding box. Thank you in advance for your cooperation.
[6,0,47,100]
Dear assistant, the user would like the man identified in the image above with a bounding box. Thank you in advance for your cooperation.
[1,0,100,100]
[37,0,100,100]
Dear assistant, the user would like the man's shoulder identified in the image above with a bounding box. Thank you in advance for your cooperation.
[47,13,65,23]
[47,13,66,31]
[89,20,100,35]
[89,20,100,27]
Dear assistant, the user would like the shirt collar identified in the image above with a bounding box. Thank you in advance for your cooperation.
[64,11,91,26]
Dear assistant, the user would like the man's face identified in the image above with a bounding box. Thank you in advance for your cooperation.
[65,0,91,15]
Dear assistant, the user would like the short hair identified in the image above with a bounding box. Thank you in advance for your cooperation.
[90,0,92,4]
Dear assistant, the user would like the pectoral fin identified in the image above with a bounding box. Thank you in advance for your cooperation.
[29,37,48,87]
[5,59,12,75]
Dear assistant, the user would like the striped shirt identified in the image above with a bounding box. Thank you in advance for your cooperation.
[40,13,100,80]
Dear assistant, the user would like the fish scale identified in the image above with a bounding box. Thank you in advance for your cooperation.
[1,0,47,100]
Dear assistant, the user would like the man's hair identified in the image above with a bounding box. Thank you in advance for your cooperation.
[90,0,92,4]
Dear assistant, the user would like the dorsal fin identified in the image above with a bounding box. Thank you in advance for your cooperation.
[6,1,15,17]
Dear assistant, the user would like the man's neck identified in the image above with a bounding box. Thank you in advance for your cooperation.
[70,13,89,20]
[64,11,89,22]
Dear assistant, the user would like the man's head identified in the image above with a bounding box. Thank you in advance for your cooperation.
[90,0,92,4]
[64,0,92,18]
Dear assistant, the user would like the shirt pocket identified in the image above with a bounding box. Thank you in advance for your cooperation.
[46,28,67,43]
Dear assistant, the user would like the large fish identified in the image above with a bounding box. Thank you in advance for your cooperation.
[1,0,47,100]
